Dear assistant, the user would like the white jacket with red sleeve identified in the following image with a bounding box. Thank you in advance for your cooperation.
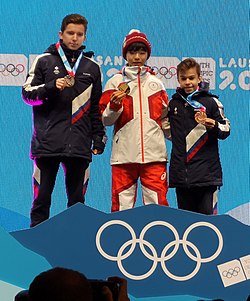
[99,65,169,165]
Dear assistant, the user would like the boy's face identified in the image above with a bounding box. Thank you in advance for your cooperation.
[126,50,148,67]
[178,67,202,94]
[59,23,86,50]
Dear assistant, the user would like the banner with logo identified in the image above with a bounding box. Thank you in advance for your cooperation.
[0,0,248,227]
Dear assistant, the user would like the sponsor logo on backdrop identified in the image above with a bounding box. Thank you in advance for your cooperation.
[217,255,250,287]
[148,57,180,89]
[219,58,250,91]
[0,54,27,86]
[0,63,25,76]
[184,57,216,89]
[0,54,249,91]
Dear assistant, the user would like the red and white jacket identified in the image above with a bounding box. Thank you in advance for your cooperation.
[99,66,169,165]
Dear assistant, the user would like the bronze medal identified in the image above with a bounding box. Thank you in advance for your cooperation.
[118,82,130,94]
[195,111,207,124]
[64,75,75,87]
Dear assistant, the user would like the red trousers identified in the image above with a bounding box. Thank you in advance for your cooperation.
[111,162,168,211]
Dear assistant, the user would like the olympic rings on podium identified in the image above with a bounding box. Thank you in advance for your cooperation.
[96,220,223,281]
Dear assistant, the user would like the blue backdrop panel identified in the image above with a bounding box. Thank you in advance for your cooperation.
[0,0,249,222]
[0,226,51,288]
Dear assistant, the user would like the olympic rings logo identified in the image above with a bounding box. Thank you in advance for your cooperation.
[96,220,223,281]
[152,66,177,79]
[222,267,241,278]
[0,63,25,76]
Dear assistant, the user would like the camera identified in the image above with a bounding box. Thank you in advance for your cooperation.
[89,279,119,301]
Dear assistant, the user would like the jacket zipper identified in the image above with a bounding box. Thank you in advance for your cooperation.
[138,68,145,163]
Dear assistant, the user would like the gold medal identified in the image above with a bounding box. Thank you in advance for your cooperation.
[195,111,207,124]
[64,75,75,87]
[118,82,130,94]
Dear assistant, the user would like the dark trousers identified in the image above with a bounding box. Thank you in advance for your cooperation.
[176,186,217,215]
[31,157,89,227]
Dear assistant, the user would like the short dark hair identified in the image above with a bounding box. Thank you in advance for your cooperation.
[126,42,148,53]
[61,14,88,33]
[177,58,201,77]
[28,267,93,301]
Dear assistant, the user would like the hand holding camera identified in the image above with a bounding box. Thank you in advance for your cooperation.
[91,276,130,301]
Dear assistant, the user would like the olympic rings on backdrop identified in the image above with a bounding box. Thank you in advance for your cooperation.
[0,63,25,76]
[96,220,223,281]
[152,66,177,79]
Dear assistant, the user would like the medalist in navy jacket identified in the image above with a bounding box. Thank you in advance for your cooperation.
[22,42,106,161]
[168,83,230,188]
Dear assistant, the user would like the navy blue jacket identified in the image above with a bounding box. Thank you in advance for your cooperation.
[22,42,106,161]
[168,84,230,188]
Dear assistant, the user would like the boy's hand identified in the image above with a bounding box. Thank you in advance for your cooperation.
[56,78,67,91]
[110,90,126,105]
[92,149,102,155]
[195,112,216,129]
[203,118,216,128]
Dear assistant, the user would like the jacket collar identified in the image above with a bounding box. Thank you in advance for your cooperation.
[121,65,150,80]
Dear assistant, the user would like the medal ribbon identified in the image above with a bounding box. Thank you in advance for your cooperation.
[56,41,83,76]
[179,89,206,112]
